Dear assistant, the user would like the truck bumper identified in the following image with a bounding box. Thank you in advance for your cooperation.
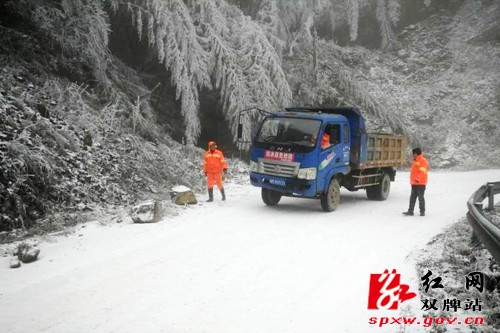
[250,172,317,197]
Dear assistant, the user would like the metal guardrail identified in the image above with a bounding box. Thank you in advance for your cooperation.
[466,182,500,264]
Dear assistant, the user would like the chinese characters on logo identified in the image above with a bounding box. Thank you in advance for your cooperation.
[465,271,484,293]
[420,271,484,312]
[368,270,485,312]
[421,270,444,293]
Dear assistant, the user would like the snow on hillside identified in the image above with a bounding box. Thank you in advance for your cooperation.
[355,0,500,169]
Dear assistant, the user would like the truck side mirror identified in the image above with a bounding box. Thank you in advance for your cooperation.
[237,124,243,139]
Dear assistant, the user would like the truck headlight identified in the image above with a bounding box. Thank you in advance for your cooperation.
[297,167,317,180]
[250,160,259,172]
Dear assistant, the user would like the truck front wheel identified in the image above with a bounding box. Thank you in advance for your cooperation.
[321,178,340,212]
[366,173,391,200]
[262,188,282,206]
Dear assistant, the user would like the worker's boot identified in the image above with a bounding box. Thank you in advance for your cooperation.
[206,189,214,202]
[220,188,226,201]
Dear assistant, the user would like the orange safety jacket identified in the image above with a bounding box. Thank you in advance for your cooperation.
[321,133,331,149]
[203,149,228,174]
[410,154,429,185]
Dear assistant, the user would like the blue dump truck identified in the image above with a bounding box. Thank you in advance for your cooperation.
[237,107,408,212]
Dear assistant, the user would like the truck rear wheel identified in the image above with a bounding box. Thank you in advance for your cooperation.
[321,179,340,212]
[262,188,282,206]
[366,173,391,200]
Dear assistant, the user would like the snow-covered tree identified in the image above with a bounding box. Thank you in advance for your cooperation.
[345,0,360,41]
[251,0,402,50]
[114,0,212,143]
[251,0,410,136]
[8,0,292,146]
[255,0,287,56]
[9,0,412,145]
[110,0,292,144]
[299,41,413,140]
[7,0,112,86]
[375,0,400,49]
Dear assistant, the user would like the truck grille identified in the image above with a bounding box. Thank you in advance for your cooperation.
[258,158,300,178]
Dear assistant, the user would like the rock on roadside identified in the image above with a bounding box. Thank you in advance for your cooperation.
[130,200,162,223]
[170,185,197,205]
[16,243,40,263]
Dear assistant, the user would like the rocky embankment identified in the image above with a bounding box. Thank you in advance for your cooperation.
[0,62,206,237]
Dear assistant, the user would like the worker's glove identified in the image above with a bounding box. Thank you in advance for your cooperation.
[221,174,225,181]
[414,179,419,184]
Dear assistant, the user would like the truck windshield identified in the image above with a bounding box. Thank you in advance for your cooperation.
[254,117,321,148]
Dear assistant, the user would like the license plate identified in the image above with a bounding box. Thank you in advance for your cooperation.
[270,179,286,186]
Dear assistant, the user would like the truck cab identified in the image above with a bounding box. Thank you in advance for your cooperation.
[243,107,407,212]
[250,111,348,192]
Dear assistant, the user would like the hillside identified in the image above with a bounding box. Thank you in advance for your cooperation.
[359,0,500,168]
[0,18,206,234]
[283,0,500,169]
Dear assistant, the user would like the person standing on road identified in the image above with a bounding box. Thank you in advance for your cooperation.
[203,141,228,202]
[403,147,429,216]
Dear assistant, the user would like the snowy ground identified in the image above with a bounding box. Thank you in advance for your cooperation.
[1,169,499,333]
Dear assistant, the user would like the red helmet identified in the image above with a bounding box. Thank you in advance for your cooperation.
[208,141,217,148]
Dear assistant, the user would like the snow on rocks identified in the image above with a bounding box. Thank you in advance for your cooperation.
[1,246,9,258]
[129,200,162,223]
[9,258,21,269]
[171,185,191,193]
[170,185,197,205]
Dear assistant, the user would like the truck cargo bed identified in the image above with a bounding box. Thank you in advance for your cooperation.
[361,133,407,169]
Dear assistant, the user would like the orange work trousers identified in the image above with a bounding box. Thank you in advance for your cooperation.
[206,172,224,190]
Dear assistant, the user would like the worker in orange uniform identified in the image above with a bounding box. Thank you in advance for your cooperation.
[203,141,228,202]
[403,147,429,216]
[321,132,331,149]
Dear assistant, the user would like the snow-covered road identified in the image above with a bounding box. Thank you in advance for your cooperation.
[1,169,499,333]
